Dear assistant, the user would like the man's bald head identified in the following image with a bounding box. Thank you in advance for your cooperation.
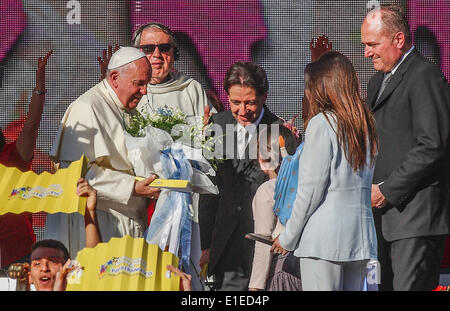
[364,4,412,46]
[361,4,412,72]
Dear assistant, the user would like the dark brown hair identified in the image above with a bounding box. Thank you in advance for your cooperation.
[304,51,378,171]
[31,239,70,261]
[224,62,268,96]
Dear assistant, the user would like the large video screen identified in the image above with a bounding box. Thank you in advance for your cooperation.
[1,0,449,239]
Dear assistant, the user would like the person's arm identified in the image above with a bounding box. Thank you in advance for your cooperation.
[76,178,102,248]
[0,137,30,171]
[378,65,450,207]
[15,50,52,164]
[249,183,277,291]
[198,115,221,268]
[198,173,220,269]
[198,191,217,269]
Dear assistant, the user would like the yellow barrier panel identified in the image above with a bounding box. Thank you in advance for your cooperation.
[66,235,180,291]
[0,155,88,216]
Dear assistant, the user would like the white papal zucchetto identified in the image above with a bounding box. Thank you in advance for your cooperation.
[107,46,146,70]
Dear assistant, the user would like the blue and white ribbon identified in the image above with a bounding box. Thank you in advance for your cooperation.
[143,147,193,270]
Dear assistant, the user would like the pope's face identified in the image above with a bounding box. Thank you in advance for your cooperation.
[116,57,152,110]
[28,247,65,291]
[361,13,404,72]
[138,28,175,84]
[228,85,265,126]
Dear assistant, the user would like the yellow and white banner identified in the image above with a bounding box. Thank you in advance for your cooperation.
[66,235,180,291]
[0,155,88,215]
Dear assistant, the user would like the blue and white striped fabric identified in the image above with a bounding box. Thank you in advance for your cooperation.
[143,147,193,270]
[273,142,304,225]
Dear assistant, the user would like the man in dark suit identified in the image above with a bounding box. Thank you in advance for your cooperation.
[361,5,450,291]
[198,62,297,290]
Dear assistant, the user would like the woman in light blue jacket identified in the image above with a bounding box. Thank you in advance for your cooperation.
[272,51,379,291]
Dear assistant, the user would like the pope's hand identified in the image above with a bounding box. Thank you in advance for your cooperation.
[133,175,161,199]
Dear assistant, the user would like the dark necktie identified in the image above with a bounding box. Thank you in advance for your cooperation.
[376,71,392,102]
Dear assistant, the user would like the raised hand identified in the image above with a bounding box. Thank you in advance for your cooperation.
[76,178,102,248]
[53,259,76,291]
[283,113,302,143]
[15,50,52,164]
[98,44,119,81]
[35,50,53,92]
[310,35,332,62]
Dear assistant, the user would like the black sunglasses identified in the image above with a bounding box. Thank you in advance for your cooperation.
[139,43,173,54]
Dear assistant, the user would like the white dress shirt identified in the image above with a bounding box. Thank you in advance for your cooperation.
[236,107,265,159]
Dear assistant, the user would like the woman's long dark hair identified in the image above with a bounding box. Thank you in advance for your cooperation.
[304,51,378,171]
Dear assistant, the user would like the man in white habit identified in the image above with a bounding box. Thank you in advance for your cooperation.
[131,22,218,290]
[45,47,161,258]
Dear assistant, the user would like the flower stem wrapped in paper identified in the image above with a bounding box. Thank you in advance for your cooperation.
[123,106,220,270]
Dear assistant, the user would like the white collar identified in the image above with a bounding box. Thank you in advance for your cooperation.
[391,45,415,75]
[103,79,126,112]
[236,107,265,133]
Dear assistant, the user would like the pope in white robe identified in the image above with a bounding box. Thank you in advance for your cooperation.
[45,48,158,259]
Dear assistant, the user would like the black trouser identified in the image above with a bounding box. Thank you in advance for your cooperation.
[375,222,446,291]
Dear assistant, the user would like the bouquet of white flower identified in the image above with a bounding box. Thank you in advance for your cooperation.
[123,105,219,270]
[126,106,187,138]
[126,105,222,171]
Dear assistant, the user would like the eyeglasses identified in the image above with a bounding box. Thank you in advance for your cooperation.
[139,43,173,54]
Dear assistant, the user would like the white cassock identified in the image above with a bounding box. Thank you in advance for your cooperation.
[45,80,148,259]
[137,71,213,291]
